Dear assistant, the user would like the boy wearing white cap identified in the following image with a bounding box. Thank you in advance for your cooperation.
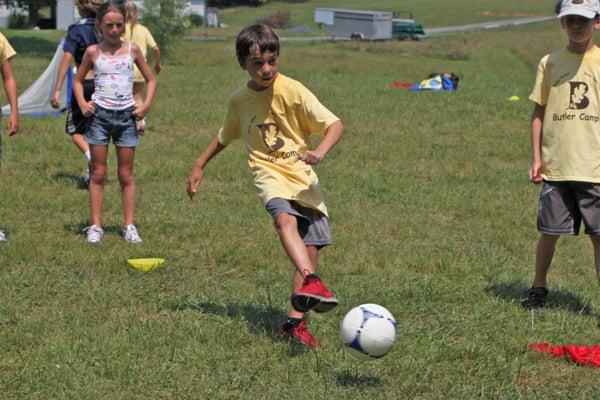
[524,0,600,309]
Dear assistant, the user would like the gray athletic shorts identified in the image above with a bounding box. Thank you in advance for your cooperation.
[537,180,600,235]
[265,198,332,248]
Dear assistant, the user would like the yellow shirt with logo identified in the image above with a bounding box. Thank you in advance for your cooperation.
[218,74,339,216]
[123,23,157,82]
[0,32,16,65]
[530,46,600,182]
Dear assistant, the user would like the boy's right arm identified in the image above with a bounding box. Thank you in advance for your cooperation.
[529,103,545,184]
[187,136,226,201]
[50,52,73,109]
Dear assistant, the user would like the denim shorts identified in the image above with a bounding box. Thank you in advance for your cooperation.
[86,105,138,147]
[265,197,332,248]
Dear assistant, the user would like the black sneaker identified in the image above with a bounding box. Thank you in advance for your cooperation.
[522,287,548,309]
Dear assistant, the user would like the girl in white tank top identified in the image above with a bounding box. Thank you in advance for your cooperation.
[72,0,157,244]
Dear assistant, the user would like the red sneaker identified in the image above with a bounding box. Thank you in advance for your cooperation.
[279,320,318,348]
[291,274,338,313]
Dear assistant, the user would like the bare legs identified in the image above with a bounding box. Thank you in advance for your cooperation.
[88,144,136,227]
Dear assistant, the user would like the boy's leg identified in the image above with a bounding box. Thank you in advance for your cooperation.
[280,248,319,348]
[275,212,315,276]
[533,233,559,288]
[523,233,558,309]
[71,132,90,154]
[115,146,136,227]
[590,235,600,283]
[89,144,108,227]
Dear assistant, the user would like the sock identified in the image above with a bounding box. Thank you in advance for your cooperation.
[284,317,304,330]
[84,150,91,162]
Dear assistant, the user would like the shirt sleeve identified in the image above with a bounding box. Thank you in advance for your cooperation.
[63,26,78,55]
[299,88,339,137]
[217,96,241,146]
[0,33,15,64]
[144,26,158,50]
[529,55,549,106]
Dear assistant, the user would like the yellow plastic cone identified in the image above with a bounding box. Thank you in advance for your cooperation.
[127,258,165,272]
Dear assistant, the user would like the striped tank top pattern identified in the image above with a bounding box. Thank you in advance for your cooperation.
[92,43,136,110]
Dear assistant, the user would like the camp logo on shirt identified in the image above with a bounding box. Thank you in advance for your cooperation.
[258,123,285,152]
[568,81,590,110]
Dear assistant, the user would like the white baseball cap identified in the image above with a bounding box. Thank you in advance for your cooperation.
[557,0,600,19]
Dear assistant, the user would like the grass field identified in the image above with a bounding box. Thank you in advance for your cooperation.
[5,0,600,398]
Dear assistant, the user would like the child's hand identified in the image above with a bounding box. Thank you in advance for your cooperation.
[50,90,61,109]
[154,63,162,74]
[529,161,543,184]
[81,101,95,117]
[7,112,18,136]
[187,167,205,201]
[132,104,149,120]
[299,150,324,165]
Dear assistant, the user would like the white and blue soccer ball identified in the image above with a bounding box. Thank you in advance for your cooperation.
[340,303,397,360]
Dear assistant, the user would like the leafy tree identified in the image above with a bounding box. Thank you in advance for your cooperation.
[3,0,55,25]
[141,0,190,55]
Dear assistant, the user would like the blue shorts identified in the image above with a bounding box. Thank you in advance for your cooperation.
[86,105,138,147]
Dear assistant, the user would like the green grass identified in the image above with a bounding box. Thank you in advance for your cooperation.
[4,6,600,399]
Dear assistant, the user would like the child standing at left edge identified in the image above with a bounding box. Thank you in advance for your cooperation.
[0,32,19,242]
[187,25,343,347]
[74,0,156,244]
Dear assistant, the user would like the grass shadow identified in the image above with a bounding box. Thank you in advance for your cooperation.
[51,172,88,189]
[486,280,594,316]
[171,300,314,356]
[63,223,123,235]
[335,371,382,387]
[171,300,284,340]
[9,35,59,57]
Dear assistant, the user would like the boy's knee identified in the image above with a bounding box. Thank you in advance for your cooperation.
[275,212,297,232]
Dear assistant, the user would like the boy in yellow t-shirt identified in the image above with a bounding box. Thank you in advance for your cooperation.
[187,24,344,347]
[0,32,19,242]
[524,0,600,309]
[123,0,161,134]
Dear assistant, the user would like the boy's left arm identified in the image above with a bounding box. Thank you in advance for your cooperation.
[299,120,343,165]
[132,45,156,120]
[1,58,18,135]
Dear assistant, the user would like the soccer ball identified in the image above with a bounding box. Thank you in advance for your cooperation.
[340,304,397,360]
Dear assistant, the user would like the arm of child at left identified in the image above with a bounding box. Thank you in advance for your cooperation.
[131,45,156,120]
[529,103,545,184]
[151,45,161,74]
[299,120,344,165]
[1,57,18,135]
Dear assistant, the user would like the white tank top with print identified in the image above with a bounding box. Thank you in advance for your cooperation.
[92,42,136,110]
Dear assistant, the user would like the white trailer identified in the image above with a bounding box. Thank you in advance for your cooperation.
[315,8,392,40]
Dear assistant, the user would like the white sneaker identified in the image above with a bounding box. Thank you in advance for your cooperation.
[0,229,6,242]
[84,225,103,244]
[123,224,142,243]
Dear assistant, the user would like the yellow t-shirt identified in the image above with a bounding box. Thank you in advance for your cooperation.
[0,32,16,65]
[218,74,340,216]
[123,23,157,82]
[530,46,600,182]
